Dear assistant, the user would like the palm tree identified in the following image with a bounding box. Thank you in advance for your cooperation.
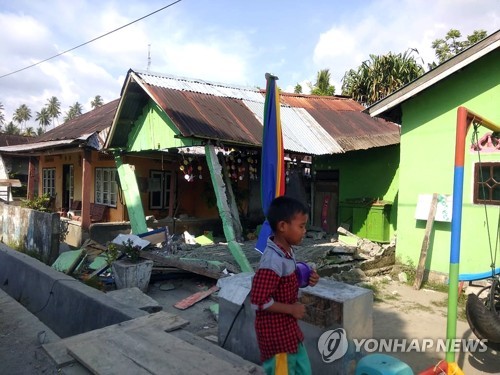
[294,84,303,94]
[0,102,5,126]
[35,107,51,130]
[310,69,335,96]
[23,127,36,136]
[64,102,83,122]
[36,127,45,136]
[90,95,104,109]
[5,121,20,135]
[46,96,61,128]
[341,50,424,106]
[13,104,32,131]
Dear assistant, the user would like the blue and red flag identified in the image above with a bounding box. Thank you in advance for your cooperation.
[256,73,285,253]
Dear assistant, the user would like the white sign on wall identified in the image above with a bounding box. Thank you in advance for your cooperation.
[415,194,453,222]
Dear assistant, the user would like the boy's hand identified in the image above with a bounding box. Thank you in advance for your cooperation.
[290,303,306,319]
[309,269,320,286]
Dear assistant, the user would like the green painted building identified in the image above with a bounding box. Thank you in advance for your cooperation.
[368,31,500,281]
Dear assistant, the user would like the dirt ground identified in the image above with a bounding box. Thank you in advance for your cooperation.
[1,271,499,374]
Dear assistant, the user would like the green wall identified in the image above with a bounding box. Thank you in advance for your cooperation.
[315,144,400,238]
[127,101,202,152]
[397,49,500,278]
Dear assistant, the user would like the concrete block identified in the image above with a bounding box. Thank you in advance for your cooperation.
[106,287,162,313]
[112,259,153,293]
[217,273,373,374]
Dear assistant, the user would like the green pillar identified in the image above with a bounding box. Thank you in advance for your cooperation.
[114,155,148,234]
[205,144,252,272]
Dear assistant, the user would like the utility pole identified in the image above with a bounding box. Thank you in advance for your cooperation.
[147,44,151,71]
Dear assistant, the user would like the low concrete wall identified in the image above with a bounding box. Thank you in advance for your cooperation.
[0,202,60,264]
[0,243,147,338]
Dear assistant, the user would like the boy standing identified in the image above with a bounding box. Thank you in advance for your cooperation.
[251,196,319,375]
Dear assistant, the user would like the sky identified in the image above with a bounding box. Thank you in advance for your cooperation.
[0,0,499,129]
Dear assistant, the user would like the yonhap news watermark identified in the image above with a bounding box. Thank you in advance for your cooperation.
[317,328,488,363]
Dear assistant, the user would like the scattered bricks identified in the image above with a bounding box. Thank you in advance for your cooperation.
[299,292,342,328]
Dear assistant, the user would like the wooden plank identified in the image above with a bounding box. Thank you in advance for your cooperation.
[140,251,223,279]
[170,330,263,374]
[66,326,252,374]
[51,250,85,274]
[43,312,189,367]
[414,193,439,290]
[174,285,219,310]
[0,179,22,187]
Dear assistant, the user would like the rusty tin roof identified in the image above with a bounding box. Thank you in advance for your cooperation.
[111,69,400,155]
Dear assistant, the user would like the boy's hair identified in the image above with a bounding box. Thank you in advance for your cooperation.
[267,196,308,232]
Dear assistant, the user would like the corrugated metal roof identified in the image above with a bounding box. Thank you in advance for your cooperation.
[280,93,365,111]
[0,134,32,147]
[147,87,262,146]
[0,139,75,153]
[135,70,264,102]
[244,101,343,154]
[111,69,400,154]
[34,99,119,143]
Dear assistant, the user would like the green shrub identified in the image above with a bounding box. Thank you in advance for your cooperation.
[21,194,52,212]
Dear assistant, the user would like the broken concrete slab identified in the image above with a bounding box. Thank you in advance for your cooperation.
[106,287,162,313]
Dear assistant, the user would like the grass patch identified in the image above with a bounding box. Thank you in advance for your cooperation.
[7,240,46,263]
[392,257,417,286]
[431,298,448,308]
[422,281,449,293]
[382,293,401,301]
[358,282,384,302]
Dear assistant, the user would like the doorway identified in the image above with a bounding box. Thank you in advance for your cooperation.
[62,164,74,211]
[313,172,339,233]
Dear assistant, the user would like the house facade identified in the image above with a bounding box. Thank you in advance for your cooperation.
[368,30,500,281]
[105,69,400,241]
[0,100,125,247]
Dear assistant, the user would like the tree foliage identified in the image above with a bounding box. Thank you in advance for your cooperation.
[23,127,36,136]
[90,95,104,109]
[46,96,61,127]
[64,102,83,122]
[341,50,424,106]
[13,104,32,130]
[5,121,20,135]
[310,69,335,96]
[35,107,51,129]
[294,84,303,94]
[430,29,487,67]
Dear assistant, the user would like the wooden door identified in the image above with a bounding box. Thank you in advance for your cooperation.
[313,181,339,233]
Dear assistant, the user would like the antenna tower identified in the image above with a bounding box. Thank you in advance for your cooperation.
[147,44,151,71]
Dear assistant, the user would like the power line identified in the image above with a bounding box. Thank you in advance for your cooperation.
[0,0,183,80]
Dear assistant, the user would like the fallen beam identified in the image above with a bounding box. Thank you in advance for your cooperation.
[140,251,224,279]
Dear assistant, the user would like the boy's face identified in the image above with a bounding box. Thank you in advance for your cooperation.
[279,212,308,246]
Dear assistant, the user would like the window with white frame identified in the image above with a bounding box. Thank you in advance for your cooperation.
[42,168,56,197]
[474,162,500,206]
[95,167,117,206]
[149,171,172,210]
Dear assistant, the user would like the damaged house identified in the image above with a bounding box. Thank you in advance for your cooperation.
[104,69,400,246]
